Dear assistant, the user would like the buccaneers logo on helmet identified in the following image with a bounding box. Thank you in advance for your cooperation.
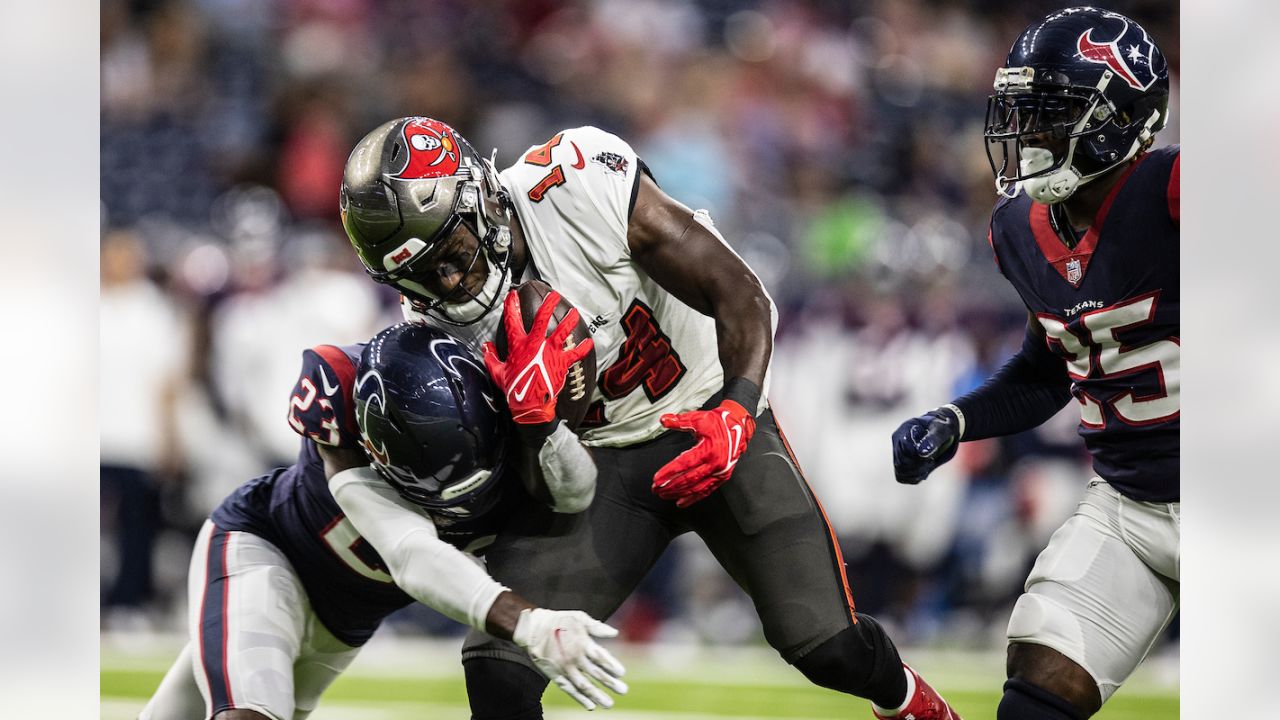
[395,118,461,179]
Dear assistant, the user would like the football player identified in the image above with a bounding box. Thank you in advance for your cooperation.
[890,8,1178,720]
[139,324,626,720]
[340,118,960,719]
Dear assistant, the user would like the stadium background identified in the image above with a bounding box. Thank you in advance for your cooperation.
[99,0,1179,716]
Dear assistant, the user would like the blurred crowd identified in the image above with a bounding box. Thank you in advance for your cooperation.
[100,0,1179,650]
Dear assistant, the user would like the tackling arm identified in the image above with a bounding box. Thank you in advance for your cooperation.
[320,445,517,636]
[320,445,627,709]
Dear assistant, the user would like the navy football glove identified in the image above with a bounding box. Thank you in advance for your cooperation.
[891,406,963,485]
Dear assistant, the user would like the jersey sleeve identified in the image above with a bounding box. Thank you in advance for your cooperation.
[518,126,644,259]
[286,344,363,448]
[1167,149,1180,223]
[329,467,508,631]
[566,126,645,223]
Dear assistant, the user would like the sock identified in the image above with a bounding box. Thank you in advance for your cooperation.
[871,665,915,717]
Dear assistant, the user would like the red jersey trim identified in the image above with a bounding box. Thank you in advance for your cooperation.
[1167,153,1180,222]
[1028,154,1148,287]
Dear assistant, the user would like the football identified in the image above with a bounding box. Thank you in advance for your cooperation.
[494,279,597,430]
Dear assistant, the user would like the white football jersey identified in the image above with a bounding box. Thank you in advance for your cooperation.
[414,126,773,447]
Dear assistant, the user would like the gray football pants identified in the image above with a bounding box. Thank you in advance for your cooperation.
[462,409,858,667]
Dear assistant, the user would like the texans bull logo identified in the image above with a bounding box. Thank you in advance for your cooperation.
[1076,17,1162,91]
[394,118,461,179]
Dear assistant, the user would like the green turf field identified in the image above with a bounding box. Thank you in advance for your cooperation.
[101,634,1177,719]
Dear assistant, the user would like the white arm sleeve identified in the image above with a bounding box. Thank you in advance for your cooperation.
[538,422,597,514]
[329,467,508,631]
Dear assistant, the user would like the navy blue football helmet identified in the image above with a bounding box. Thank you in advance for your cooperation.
[984,7,1169,202]
[354,323,512,527]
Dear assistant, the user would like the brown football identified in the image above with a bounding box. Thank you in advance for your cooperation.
[494,279,597,430]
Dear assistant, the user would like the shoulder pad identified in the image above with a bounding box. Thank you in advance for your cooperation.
[509,127,642,220]
[287,344,363,448]
[1151,144,1179,222]
[987,194,1028,271]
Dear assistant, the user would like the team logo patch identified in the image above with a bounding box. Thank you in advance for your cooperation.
[382,237,428,272]
[1066,258,1083,285]
[395,118,462,179]
[1076,16,1161,90]
[592,151,629,175]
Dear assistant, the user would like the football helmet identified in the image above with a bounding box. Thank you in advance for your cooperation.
[354,322,512,529]
[984,7,1169,203]
[340,117,515,325]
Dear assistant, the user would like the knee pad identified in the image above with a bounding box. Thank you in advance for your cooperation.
[999,678,1086,720]
[792,614,905,707]
[463,656,548,720]
[1007,593,1093,675]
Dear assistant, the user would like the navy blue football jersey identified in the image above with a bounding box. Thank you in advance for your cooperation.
[988,146,1179,502]
[210,343,519,645]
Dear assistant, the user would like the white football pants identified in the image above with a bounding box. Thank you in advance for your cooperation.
[139,520,361,720]
[1007,479,1179,702]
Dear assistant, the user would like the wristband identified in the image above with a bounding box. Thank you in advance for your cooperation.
[516,418,564,449]
[722,376,762,416]
[937,403,966,439]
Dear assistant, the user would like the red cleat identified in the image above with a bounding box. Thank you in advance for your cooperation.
[872,665,962,720]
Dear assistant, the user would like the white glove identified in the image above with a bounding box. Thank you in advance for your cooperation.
[513,608,628,710]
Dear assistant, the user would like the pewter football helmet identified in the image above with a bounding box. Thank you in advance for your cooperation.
[340,117,515,325]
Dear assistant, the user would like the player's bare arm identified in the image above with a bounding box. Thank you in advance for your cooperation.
[628,173,774,504]
[627,174,772,391]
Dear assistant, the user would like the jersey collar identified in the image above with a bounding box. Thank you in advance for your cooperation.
[1028,153,1148,288]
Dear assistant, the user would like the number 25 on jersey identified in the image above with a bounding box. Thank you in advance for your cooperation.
[1037,291,1179,428]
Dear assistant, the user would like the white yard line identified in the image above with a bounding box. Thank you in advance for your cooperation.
[101,697,845,720]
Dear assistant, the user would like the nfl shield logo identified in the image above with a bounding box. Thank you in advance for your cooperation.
[1066,258,1082,285]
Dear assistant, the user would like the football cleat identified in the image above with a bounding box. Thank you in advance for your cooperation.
[872,665,963,720]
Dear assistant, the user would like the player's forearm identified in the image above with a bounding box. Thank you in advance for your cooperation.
[515,420,598,513]
[628,178,774,402]
[712,286,774,399]
[484,590,536,640]
[329,467,509,632]
[386,527,510,632]
[951,329,1073,440]
[695,212,775,396]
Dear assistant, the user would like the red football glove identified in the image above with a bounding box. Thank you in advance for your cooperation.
[482,289,594,425]
[652,399,756,508]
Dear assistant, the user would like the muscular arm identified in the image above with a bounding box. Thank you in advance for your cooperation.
[628,174,774,405]
[951,312,1074,440]
[317,445,534,639]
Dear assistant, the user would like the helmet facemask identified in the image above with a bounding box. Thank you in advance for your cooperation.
[375,158,515,326]
[985,60,1166,204]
